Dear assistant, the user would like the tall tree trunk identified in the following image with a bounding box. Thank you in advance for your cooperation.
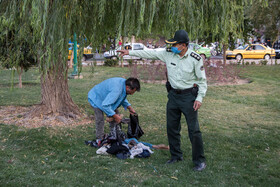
[222,44,227,64]
[28,59,81,118]
[18,66,23,88]
[271,34,279,65]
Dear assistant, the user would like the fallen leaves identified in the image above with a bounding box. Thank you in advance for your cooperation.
[0,106,91,128]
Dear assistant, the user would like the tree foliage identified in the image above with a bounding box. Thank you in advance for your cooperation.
[248,0,280,43]
[0,14,37,88]
[0,0,268,116]
[1,0,265,66]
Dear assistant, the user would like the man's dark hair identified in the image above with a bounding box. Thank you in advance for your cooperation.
[125,77,140,91]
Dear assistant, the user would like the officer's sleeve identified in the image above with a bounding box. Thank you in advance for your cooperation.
[194,58,207,103]
[129,49,163,60]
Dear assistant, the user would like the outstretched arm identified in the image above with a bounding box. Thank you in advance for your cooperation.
[117,49,163,60]
[117,50,129,57]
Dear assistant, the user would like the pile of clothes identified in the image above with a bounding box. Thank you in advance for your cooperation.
[95,138,154,159]
[85,114,169,159]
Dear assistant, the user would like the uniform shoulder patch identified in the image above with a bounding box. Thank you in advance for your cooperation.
[190,52,201,61]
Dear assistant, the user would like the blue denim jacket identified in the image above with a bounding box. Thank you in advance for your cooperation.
[88,77,131,116]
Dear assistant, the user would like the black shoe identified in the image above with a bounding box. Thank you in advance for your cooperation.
[166,157,183,164]
[193,162,206,171]
[85,139,101,148]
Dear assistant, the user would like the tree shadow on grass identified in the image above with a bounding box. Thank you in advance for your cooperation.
[0,82,40,88]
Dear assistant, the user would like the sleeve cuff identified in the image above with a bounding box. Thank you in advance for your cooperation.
[107,111,116,117]
[123,103,131,110]
[196,95,203,103]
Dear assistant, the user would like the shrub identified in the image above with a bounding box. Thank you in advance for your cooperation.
[129,61,166,83]
[104,59,118,67]
[128,59,243,85]
[245,61,250,65]
[204,60,243,84]
[260,60,268,65]
[127,59,133,66]
[251,61,256,65]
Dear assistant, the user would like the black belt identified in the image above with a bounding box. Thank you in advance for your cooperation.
[171,87,193,94]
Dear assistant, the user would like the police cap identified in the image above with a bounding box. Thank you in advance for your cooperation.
[165,30,189,44]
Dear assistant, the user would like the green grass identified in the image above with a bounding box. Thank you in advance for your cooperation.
[0,65,280,186]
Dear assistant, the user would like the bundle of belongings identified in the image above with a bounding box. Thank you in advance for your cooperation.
[85,114,169,159]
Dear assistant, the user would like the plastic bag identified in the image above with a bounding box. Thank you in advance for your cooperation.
[127,114,144,139]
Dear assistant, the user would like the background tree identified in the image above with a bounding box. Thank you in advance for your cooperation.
[248,0,279,46]
[0,0,266,119]
[0,16,37,88]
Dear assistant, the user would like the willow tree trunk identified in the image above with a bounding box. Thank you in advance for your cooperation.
[28,59,81,118]
[222,44,227,64]
[17,66,23,88]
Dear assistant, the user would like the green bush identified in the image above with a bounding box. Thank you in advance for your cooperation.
[127,59,133,66]
[104,59,118,67]
[245,61,250,65]
[260,60,268,65]
[251,61,256,65]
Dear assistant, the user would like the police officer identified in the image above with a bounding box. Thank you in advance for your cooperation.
[117,30,207,171]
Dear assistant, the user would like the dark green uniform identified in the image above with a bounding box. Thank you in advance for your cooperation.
[130,48,207,165]
[167,88,205,164]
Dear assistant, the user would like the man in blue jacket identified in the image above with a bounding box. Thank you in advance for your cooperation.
[88,77,140,144]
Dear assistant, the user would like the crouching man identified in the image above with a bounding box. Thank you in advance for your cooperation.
[88,77,140,145]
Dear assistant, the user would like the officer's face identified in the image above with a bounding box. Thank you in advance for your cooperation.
[172,43,186,51]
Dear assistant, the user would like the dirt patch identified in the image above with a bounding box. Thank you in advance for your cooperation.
[208,78,251,86]
[0,105,92,128]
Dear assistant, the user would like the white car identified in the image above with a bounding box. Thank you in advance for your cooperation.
[103,43,148,60]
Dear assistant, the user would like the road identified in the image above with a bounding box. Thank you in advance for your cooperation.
[82,54,280,66]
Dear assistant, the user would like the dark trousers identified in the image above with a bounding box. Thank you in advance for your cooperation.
[166,90,205,165]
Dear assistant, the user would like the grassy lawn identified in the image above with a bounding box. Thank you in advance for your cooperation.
[0,65,280,186]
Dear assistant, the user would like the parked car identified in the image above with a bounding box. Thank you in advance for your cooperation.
[68,43,93,61]
[226,44,276,60]
[188,43,212,59]
[103,43,148,60]
[275,49,280,59]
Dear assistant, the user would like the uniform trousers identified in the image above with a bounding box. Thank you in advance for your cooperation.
[167,90,205,165]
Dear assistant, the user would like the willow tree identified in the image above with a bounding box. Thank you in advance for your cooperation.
[248,0,279,47]
[0,0,265,118]
[118,0,264,63]
[0,16,36,88]
[0,0,111,118]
